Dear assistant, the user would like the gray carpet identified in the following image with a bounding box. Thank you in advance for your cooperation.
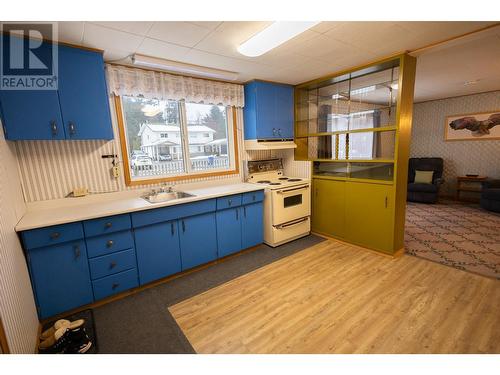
[92,234,325,353]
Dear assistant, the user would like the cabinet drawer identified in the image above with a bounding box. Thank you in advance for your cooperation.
[92,268,139,301]
[216,194,242,210]
[131,199,216,228]
[22,222,84,250]
[88,248,137,280]
[242,190,264,205]
[86,230,134,258]
[83,214,131,237]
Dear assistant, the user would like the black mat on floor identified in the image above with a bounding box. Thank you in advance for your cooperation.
[41,309,98,354]
[92,234,326,353]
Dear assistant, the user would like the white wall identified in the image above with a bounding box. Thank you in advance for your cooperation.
[411,91,500,196]
[0,124,39,353]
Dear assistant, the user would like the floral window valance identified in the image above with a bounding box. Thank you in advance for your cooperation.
[106,64,244,108]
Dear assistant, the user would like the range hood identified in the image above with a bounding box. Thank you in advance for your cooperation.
[244,139,297,150]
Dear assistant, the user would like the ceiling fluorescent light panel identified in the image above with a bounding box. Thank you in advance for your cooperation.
[132,54,239,81]
[238,21,320,57]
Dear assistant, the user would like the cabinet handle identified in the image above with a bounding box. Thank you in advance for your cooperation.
[272,128,277,135]
[236,208,239,221]
[74,245,81,260]
[278,128,282,137]
[252,195,256,201]
[385,196,388,208]
[171,222,174,236]
[112,283,119,290]
[106,240,114,248]
[109,261,117,269]
[50,121,57,136]
[244,206,247,218]
[50,232,60,239]
[182,220,185,233]
[228,199,232,206]
[69,122,76,136]
[105,222,112,229]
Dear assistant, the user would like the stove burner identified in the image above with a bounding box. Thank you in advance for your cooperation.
[288,178,302,182]
[269,182,281,185]
[257,180,271,184]
[278,177,289,180]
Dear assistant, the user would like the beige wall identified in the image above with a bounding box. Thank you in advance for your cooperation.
[410,90,500,196]
[0,125,39,353]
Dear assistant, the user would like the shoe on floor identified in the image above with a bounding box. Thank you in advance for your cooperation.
[38,320,91,354]
[40,319,85,340]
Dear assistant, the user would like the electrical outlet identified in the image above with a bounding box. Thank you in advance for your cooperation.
[72,187,88,197]
[111,166,120,178]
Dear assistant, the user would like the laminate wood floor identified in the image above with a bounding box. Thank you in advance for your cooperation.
[169,239,500,353]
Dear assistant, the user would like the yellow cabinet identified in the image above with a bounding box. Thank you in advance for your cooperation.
[312,178,346,238]
[345,181,394,253]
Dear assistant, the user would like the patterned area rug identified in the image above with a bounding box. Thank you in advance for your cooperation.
[405,201,500,280]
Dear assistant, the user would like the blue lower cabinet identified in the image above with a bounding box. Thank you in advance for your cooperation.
[242,203,264,249]
[179,213,217,270]
[92,268,139,301]
[134,221,182,285]
[27,240,93,319]
[216,207,243,258]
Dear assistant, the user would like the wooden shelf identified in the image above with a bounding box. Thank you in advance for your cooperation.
[295,125,397,138]
[312,158,394,164]
[312,175,394,185]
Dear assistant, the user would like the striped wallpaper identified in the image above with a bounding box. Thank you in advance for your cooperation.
[15,103,249,202]
[0,125,39,354]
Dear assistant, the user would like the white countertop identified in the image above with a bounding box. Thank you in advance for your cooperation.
[15,181,264,232]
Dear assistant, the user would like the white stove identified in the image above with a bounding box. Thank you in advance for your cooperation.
[247,159,311,247]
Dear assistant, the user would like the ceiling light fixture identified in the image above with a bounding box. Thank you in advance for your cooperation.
[237,21,320,57]
[131,54,239,81]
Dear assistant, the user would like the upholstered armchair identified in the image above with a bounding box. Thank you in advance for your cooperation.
[480,180,500,213]
[407,157,444,204]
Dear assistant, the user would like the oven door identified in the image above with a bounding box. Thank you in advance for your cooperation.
[271,184,311,225]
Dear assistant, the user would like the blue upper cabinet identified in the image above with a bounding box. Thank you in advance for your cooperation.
[57,45,113,140]
[243,81,294,140]
[0,36,113,140]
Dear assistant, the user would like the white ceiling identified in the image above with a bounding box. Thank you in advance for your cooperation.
[55,21,500,102]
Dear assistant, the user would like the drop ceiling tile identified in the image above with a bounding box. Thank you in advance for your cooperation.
[83,23,144,53]
[147,22,213,48]
[187,21,223,30]
[136,38,191,62]
[184,48,268,75]
[194,21,272,60]
[57,21,84,45]
[310,21,343,34]
[90,21,154,36]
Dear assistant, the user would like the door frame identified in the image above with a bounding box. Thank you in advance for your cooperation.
[0,316,9,353]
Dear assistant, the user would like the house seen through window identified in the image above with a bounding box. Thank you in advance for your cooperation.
[120,96,235,182]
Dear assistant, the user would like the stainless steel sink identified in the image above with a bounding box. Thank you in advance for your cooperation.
[141,190,195,203]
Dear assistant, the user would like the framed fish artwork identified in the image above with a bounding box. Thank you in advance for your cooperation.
[445,110,500,141]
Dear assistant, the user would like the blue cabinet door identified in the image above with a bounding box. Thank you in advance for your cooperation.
[216,208,242,258]
[275,84,294,139]
[179,213,217,270]
[241,203,264,249]
[134,221,182,285]
[0,90,65,140]
[255,81,277,139]
[28,240,93,319]
[0,31,64,140]
[57,46,113,140]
